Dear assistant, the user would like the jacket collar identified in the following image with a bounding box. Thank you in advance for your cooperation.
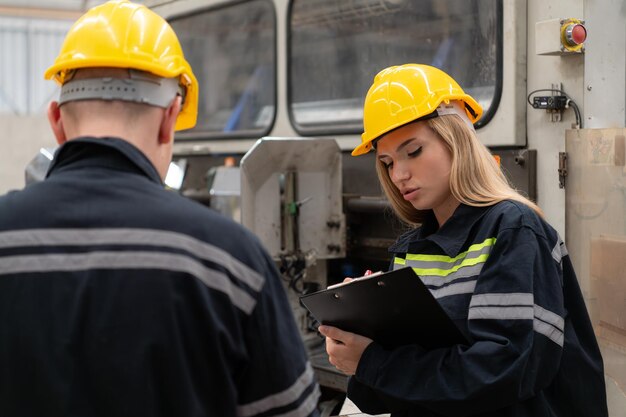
[46,137,163,185]
[389,203,493,257]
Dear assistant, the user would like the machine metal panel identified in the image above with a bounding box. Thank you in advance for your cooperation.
[240,137,345,259]
[583,0,626,129]
[494,149,538,202]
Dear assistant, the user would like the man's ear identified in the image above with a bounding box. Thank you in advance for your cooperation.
[158,96,182,144]
[47,101,67,145]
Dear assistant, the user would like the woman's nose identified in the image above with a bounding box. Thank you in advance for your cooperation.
[390,161,410,183]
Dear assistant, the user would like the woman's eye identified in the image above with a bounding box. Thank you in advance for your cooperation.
[408,146,422,157]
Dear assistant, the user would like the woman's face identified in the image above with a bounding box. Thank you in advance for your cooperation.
[376,121,459,225]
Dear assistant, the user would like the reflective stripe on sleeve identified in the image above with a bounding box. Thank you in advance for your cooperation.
[469,292,564,346]
[468,306,534,320]
[534,304,565,346]
[551,234,569,265]
[430,280,477,298]
[470,293,534,307]
[236,362,319,417]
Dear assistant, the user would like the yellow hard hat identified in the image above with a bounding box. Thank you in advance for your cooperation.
[352,64,483,156]
[44,0,198,131]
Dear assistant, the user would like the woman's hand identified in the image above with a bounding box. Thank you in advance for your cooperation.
[318,325,373,376]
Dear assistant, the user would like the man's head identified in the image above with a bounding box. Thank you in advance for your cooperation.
[44,0,198,179]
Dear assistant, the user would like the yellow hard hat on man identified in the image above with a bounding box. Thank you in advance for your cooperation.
[353,64,483,156]
[44,0,198,131]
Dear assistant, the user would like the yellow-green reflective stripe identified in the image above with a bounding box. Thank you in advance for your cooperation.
[408,253,489,277]
[394,255,489,275]
[404,238,496,263]
[421,264,483,286]
[394,257,406,265]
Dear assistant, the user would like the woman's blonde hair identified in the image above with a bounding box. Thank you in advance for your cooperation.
[376,114,542,226]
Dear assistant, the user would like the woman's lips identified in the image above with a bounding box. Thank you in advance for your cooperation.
[402,188,420,201]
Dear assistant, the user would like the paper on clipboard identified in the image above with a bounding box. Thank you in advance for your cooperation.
[299,266,469,349]
[326,271,383,289]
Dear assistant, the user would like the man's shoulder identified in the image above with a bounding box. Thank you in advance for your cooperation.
[0,183,53,228]
[158,190,244,233]
[1,181,264,258]
[156,191,269,263]
[0,188,21,204]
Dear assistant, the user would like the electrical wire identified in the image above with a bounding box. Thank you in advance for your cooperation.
[567,99,582,128]
[527,88,583,128]
[278,254,307,294]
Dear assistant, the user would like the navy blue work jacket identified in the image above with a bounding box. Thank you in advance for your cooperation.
[0,137,319,417]
[348,201,608,417]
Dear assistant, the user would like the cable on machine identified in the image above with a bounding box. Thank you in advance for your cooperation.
[527,88,582,128]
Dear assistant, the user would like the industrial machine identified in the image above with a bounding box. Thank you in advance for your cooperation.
[142,0,625,414]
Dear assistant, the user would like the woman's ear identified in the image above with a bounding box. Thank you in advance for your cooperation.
[47,101,67,145]
[158,96,182,144]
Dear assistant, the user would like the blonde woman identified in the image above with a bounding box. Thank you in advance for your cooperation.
[319,64,607,417]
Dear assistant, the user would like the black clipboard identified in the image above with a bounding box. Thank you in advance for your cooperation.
[299,266,469,349]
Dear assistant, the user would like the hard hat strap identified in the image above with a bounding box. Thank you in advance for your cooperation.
[59,70,183,108]
[371,100,475,150]
[434,101,476,132]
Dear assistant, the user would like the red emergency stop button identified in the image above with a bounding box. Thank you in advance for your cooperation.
[564,23,587,46]
[560,18,586,52]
